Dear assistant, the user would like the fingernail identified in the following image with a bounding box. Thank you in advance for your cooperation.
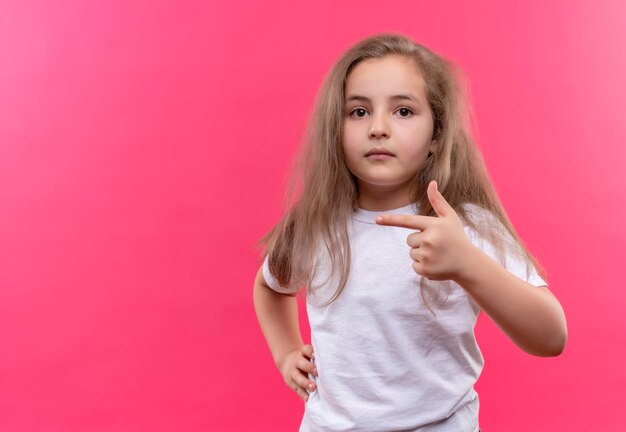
[308,383,314,390]
[313,367,318,375]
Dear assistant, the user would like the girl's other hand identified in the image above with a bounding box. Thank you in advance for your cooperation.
[375,180,477,282]
[278,344,318,403]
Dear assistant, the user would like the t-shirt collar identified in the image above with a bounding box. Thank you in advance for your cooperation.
[353,202,419,224]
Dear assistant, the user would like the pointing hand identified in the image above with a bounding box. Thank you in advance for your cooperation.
[375,180,477,282]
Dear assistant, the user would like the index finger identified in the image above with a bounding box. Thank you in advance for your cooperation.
[375,213,432,230]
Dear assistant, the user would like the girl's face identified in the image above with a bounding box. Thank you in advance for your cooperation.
[342,54,437,210]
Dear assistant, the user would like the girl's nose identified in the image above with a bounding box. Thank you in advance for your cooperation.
[369,115,390,138]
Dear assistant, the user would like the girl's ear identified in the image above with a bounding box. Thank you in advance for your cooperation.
[429,139,438,155]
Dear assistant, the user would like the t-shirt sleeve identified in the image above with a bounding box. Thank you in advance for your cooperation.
[462,205,548,288]
[262,254,301,294]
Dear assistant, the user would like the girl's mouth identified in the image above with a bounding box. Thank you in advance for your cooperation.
[366,154,394,160]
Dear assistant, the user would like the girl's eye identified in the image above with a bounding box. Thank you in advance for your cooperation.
[348,107,414,118]
[397,107,414,117]
[349,108,368,118]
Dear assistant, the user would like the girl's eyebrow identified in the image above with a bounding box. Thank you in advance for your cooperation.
[345,94,422,105]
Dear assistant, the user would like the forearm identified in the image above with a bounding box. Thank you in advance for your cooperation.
[454,245,568,357]
[253,281,304,369]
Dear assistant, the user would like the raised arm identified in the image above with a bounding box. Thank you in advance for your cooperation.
[374,180,568,357]
[454,248,568,357]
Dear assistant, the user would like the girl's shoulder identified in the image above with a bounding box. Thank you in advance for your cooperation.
[261,254,302,295]
[459,203,547,287]
[458,202,514,249]
[458,202,499,226]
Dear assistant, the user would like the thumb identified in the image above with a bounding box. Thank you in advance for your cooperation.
[301,344,315,360]
[427,180,452,217]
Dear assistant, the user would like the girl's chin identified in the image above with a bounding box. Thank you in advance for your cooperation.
[355,178,412,189]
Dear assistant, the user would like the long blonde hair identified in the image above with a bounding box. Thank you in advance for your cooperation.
[256,33,547,314]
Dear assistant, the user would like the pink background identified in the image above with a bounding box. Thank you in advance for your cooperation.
[1,1,624,431]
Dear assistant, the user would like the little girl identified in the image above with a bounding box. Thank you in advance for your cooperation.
[253,33,567,432]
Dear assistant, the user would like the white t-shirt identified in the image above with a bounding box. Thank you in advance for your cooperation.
[262,202,547,431]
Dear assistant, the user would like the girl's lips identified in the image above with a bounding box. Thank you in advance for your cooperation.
[365,147,394,157]
[366,154,394,160]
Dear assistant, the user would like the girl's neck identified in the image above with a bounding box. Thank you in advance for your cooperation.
[357,191,413,212]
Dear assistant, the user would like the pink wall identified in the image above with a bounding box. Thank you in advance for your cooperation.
[0,1,624,430]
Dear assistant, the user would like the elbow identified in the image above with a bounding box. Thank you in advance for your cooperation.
[539,297,568,357]
[520,313,568,357]
[549,307,569,357]
[533,326,568,357]
[550,327,568,357]
[543,335,567,357]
